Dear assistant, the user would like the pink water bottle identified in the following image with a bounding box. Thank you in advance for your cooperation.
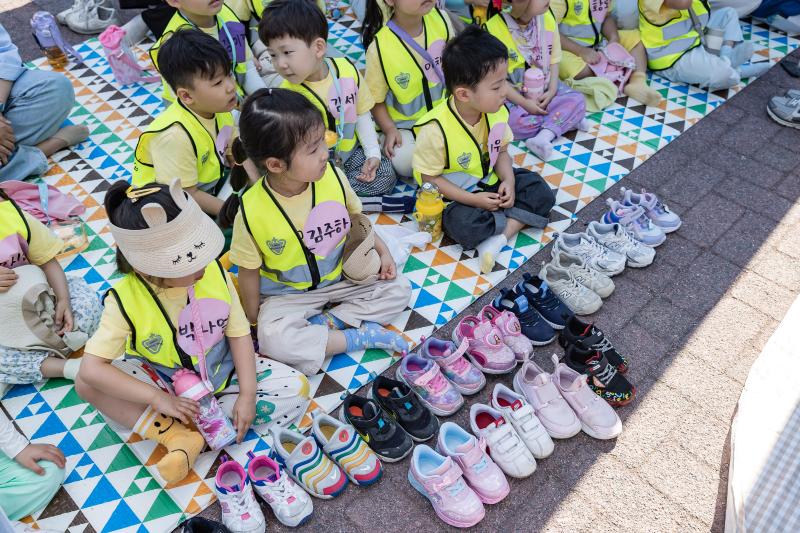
[523,68,546,100]
[172,369,237,450]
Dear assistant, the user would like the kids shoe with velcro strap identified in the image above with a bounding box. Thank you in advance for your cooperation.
[339,394,414,462]
[480,303,537,358]
[452,315,517,374]
[469,403,537,479]
[563,344,636,407]
[490,383,554,459]
[419,337,486,396]
[396,353,464,416]
[368,375,440,441]
[558,315,628,373]
[620,187,682,233]
[491,288,556,348]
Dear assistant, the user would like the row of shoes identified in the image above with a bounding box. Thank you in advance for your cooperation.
[57,0,119,34]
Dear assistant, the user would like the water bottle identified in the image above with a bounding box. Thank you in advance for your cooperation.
[30,12,70,69]
[523,68,546,100]
[414,182,444,242]
[172,369,237,450]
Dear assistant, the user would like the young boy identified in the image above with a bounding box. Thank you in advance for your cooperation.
[638,0,769,89]
[413,26,555,274]
[132,29,236,217]
[149,0,266,102]
[260,0,411,213]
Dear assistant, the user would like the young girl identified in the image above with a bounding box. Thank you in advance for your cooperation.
[76,180,310,484]
[484,0,587,161]
[219,89,411,377]
[361,0,456,177]
[0,190,101,389]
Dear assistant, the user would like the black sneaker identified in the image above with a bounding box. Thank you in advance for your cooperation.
[368,376,438,442]
[564,344,635,407]
[558,314,628,373]
[339,394,414,462]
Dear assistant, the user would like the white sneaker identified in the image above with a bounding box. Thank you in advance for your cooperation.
[247,453,314,528]
[66,3,119,34]
[513,360,581,439]
[469,403,536,478]
[551,232,626,276]
[215,460,267,533]
[586,221,655,268]
[550,250,615,298]
[550,354,622,440]
[57,0,90,24]
[539,263,602,315]
[490,383,554,459]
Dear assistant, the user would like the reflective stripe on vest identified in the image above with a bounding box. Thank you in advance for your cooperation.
[282,57,361,162]
[485,12,557,86]
[558,0,606,46]
[639,0,708,71]
[240,162,346,295]
[0,199,31,269]
[105,260,235,392]
[374,8,450,129]
[150,6,249,102]
[132,99,234,194]
[412,97,509,189]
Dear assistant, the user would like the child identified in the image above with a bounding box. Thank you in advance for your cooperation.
[551,0,663,106]
[150,0,266,102]
[0,190,101,388]
[638,0,769,89]
[220,89,411,376]
[413,26,555,274]
[132,29,236,218]
[0,409,65,525]
[485,0,587,161]
[76,180,310,484]
[362,0,456,177]
[260,0,409,213]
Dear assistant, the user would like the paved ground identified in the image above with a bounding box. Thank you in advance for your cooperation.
[4,5,800,530]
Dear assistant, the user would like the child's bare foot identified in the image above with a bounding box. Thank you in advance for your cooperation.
[36,124,89,157]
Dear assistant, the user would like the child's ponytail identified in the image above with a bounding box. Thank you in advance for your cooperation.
[361,0,386,48]
[217,138,250,229]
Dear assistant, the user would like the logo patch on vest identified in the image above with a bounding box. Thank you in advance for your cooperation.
[201,150,210,164]
[267,237,286,255]
[509,49,519,61]
[457,152,472,169]
[574,0,584,15]
[142,333,163,355]
[394,72,410,89]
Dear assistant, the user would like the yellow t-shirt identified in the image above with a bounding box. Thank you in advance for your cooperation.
[85,271,249,360]
[229,169,362,270]
[11,209,64,266]
[302,67,376,116]
[639,0,680,25]
[412,101,514,178]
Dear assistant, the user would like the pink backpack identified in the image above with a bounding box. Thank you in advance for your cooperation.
[588,42,636,96]
[99,25,160,86]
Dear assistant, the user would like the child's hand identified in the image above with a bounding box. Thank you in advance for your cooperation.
[232,394,256,443]
[474,191,502,211]
[379,250,396,280]
[382,128,402,158]
[15,443,66,475]
[522,99,546,116]
[0,266,17,292]
[150,391,199,425]
[358,157,380,183]
[55,299,74,335]
[538,86,557,110]
[498,181,515,209]
[580,47,602,65]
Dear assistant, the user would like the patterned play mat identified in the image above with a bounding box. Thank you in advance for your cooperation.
[2,7,797,531]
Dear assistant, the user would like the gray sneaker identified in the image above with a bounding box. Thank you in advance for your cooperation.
[66,3,119,34]
[550,250,615,298]
[539,263,602,315]
[551,232,626,277]
[586,221,655,268]
[767,93,800,129]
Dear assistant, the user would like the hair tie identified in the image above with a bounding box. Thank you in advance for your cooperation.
[126,185,161,203]
[234,188,244,197]
[233,160,243,167]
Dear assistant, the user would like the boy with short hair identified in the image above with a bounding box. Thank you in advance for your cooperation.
[413,26,555,274]
[150,0,266,102]
[132,29,236,216]
[260,0,411,213]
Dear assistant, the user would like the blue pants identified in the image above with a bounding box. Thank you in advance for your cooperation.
[0,69,75,183]
[0,451,63,520]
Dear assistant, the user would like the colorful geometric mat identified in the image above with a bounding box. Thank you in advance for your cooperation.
[1,9,796,532]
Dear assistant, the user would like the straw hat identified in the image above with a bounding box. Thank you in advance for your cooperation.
[109,179,224,278]
[342,213,381,284]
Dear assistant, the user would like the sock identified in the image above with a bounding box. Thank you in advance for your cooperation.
[343,322,409,354]
[578,119,592,132]
[62,358,82,380]
[726,41,755,68]
[623,72,663,107]
[134,407,205,484]
[360,195,415,213]
[525,131,555,162]
[476,234,508,275]
[308,311,347,330]
[738,62,771,80]
[52,124,89,148]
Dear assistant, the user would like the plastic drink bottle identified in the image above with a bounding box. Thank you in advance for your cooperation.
[523,68,546,99]
[172,369,237,450]
[30,12,74,69]
[414,182,445,242]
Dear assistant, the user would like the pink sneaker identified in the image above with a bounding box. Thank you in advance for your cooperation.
[513,360,581,439]
[396,353,464,416]
[408,445,485,528]
[452,316,516,374]
[420,337,486,395]
[480,305,534,362]
[436,421,509,504]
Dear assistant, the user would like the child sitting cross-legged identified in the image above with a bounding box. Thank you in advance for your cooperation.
[413,26,556,274]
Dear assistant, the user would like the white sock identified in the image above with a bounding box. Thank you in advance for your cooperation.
[525,131,555,162]
[578,119,592,132]
[477,234,508,274]
[62,357,82,380]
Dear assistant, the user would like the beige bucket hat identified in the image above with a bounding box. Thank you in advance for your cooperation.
[342,213,381,284]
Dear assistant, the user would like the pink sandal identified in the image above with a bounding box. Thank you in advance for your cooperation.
[452,316,516,374]
[480,305,533,362]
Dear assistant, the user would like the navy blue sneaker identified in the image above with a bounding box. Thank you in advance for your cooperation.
[492,287,556,346]
[515,273,572,329]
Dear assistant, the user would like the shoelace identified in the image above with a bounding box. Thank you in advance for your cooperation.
[591,334,614,353]
[535,283,563,311]
[270,475,292,501]
[227,490,254,518]
[517,307,543,326]
[589,359,617,385]
[581,237,613,259]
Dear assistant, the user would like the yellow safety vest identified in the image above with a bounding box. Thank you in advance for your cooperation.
[638,0,709,71]
[240,162,346,295]
[413,97,510,189]
[281,57,361,162]
[485,11,558,86]
[132,100,234,194]
[374,8,451,129]
[558,0,607,46]
[105,260,235,392]
[150,6,249,102]
[0,199,31,269]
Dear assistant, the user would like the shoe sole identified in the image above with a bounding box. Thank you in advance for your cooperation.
[539,315,567,330]
[655,219,681,233]
[767,105,800,129]
[625,258,654,268]
[580,419,622,440]
[408,471,485,528]
[337,405,414,462]
[528,333,557,346]
[66,20,120,34]
[395,366,463,417]
[512,374,582,439]
[254,492,314,528]
[365,386,440,442]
